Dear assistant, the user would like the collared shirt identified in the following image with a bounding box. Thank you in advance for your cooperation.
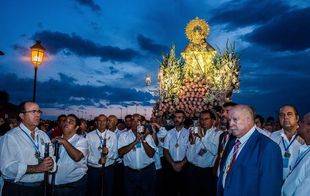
[118,130,156,170]
[163,127,189,162]
[282,144,310,196]
[187,127,222,168]
[270,129,302,179]
[256,126,271,137]
[154,127,168,170]
[222,126,256,187]
[86,129,118,168]
[53,134,88,185]
[0,123,54,183]
[115,129,127,140]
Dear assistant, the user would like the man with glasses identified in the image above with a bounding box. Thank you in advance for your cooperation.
[187,110,222,196]
[0,101,55,196]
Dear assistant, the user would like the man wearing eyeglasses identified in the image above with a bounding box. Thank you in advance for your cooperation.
[0,101,55,196]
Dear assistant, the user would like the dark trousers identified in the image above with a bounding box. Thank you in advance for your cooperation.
[54,175,87,196]
[114,162,124,196]
[124,163,156,196]
[87,165,114,196]
[155,157,165,196]
[2,181,43,196]
[187,163,216,196]
[163,161,189,196]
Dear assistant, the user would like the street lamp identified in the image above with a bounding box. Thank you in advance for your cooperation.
[30,41,46,102]
[145,74,151,86]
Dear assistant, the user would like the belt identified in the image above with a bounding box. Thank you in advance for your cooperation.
[88,164,115,170]
[126,163,155,172]
[189,162,213,169]
[4,179,43,187]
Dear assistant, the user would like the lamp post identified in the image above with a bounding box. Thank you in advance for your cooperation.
[120,107,123,119]
[30,41,46,102]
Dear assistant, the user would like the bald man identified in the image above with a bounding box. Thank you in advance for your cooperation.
[217,105,283,196]
[282,112,310,196]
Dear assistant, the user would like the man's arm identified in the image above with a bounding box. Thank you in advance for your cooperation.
[56,138,84,162]
[142,134,156,158]
[26,157,54,173]
[259,141,283,196]
[118,139,138,157]
[163,148,175,166]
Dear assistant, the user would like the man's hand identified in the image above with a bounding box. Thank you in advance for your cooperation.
[151,122,161,129]
[52,137,68,145]
[102,146,109,156]
[172,162,183,172]
[99,157,107,165]
[38,157,54,172]
[189,132,196,145]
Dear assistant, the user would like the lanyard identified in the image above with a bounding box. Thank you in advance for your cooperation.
[175,129,183,144]
[281,134,297,152]
[96,130,106,147]
[288,147,310,176]
[19,126,40,153]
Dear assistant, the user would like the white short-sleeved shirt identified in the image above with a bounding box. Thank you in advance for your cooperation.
[86,129,118,168]
[115,129,127,140]
[282,144,310,196]
[53,134,88,185]
[118,130,156,170]
[0,123,54,183]
[270,129,303,179]
[163,127,189,162]
[187,127,222,168]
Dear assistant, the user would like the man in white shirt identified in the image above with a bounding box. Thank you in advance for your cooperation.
[255,114,271,137]
[0,101,54,196]
[282,112,310,196]
[118,114,156,196]
[270,105,303,180]
[124,115,133,131]
[187,110,222,196]
[163,110,189,196]
[107,115,125,196]
[86,114,117,196]
[52,114,88,196]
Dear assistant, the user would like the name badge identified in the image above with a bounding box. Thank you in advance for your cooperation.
[198,148,207,156]
[283,157,289,168]
[136,142,142,149]
[284,151,291,158]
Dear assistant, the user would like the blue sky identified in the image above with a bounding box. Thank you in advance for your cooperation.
[0,0,309,119]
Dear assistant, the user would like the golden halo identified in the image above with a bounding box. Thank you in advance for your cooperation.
[185,17,210,44]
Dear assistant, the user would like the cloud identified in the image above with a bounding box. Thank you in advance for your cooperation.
[137,34,169,55]
[74,0,101,12]
[33,31,140,62]
[210,0,290,30]
[12,44,28,55]
[243,7,310,51]
[233,72,310,117]
[232,45,310,116]
[0,73,153,108]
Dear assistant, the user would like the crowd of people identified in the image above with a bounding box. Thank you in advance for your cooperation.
[0,101,309,196]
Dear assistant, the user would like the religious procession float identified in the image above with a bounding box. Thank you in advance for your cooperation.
[151,17,240,119]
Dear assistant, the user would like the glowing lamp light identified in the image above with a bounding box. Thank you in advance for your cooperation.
[30,41,46,67]
[145,74,152,86]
